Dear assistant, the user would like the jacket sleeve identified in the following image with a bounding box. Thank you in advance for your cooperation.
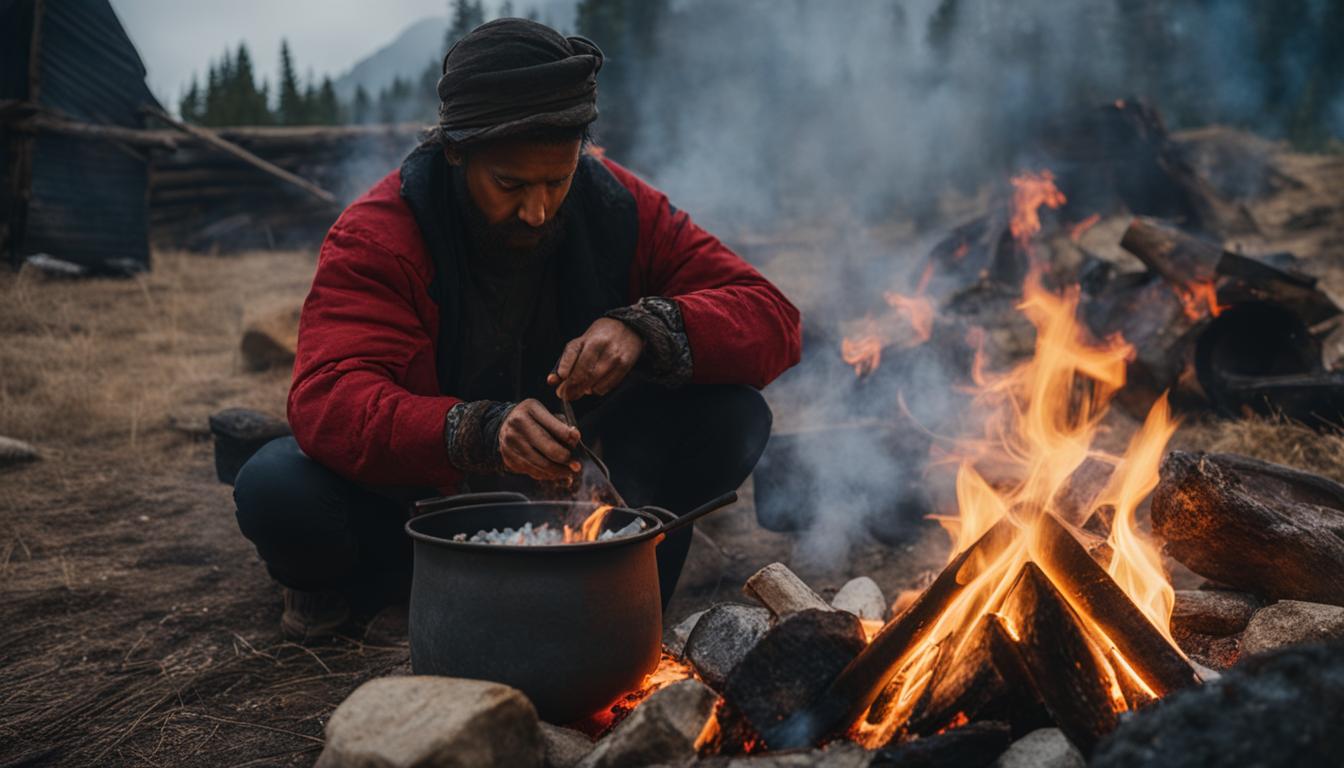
[287,224,463,487]
[607,160,803,389]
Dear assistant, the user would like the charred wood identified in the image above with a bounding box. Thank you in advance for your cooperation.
[1152,452,1344,606]
[1033,513,1199,697]
[994,563,1119,756]
[760,520,1014,750]
[872,721,1012,768]
[720,609,867,750]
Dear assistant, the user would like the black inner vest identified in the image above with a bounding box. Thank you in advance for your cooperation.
[398,145,638,412]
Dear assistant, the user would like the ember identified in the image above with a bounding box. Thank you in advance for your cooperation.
[1009,170,1067,250]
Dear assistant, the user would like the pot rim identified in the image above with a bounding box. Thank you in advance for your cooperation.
[405,500,668,554]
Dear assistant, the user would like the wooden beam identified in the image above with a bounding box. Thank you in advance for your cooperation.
[142,106,338,206]
[24,115,179,150]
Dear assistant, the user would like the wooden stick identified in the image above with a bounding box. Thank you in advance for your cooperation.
[761,519,1014,749]
[24,115,179,150]
[742,562,832,619]
[142,106,338,206]
[997,562,1119,755]
[1034,512,1199,697]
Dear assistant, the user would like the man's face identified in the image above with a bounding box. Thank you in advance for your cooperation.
[460,138,583,250]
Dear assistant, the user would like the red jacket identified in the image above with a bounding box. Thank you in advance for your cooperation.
[288,156,801,488]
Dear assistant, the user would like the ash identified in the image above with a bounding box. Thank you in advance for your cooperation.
[453,518,644,545]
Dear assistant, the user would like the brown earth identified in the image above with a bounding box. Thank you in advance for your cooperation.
[2,127,1341,765]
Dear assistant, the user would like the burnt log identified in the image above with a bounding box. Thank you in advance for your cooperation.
[1151,452,1344,606]
[1033,513,1199,697]
[761,520,1014,750]
[991,563,1119,756]
[720,609,867,749]
[904,616,1005,736]
[872,720,1012,768]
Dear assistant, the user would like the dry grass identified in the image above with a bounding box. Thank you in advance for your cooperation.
[1195,413,1344,485]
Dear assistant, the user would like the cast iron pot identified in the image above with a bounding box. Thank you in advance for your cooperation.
[404,490,736,724]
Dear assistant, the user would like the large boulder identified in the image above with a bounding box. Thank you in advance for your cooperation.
[316,676,543,768]
[0,436,39,468]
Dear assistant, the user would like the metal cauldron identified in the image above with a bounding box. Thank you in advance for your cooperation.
[404,490,736,723]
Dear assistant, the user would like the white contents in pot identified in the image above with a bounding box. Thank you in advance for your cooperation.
[452,518,644,545]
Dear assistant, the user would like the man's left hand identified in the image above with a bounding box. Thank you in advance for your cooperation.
[549,318,644,401]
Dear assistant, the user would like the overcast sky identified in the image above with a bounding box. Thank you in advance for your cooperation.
[109,0,517,105]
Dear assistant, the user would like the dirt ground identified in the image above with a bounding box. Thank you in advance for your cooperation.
[3,128,1342,766]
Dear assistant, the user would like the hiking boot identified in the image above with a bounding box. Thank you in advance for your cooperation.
[281,588,350,642]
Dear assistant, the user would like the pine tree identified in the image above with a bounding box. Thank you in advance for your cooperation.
[179,75,203,122]
[447,0,486,48]
[575,0,667,157]
[351,84,372,124]
[315,76,340,125]
[277,39,306,125]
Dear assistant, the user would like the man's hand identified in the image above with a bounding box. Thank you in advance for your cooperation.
[548,318,645,401]
[499,399,581,480]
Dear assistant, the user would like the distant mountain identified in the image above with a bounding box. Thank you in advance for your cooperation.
[333,17,446,101]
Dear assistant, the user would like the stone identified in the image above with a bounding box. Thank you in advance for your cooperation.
[684,603,771,690]
[665,609,708,659]
[1170,589,1260,636]
[1092,643,1344,768]
[240,303,301,371]
[830,577,887,621]
[1170,627,1240,670]
[316,676,543,768]
[576,679,718,768]
[993,728,1085,768]
[539,723,593,768]
[1240,600,1344,657]
[0,436,39,468]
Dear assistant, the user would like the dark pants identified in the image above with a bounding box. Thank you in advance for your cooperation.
[233,384,772,609]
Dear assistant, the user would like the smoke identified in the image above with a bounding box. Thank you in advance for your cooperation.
[605,0,1343,566]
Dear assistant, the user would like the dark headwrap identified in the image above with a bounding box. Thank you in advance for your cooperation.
[437,18,604,144]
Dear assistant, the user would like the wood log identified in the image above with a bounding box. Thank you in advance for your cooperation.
[742,563,832,620]
[760,520,1014,749]
[903,615,1006,736]
[143,106,339,206]
[719,608,866,749]
[1033,512,1199,697]
[874,720,1012,768]
[994,562,1119,755]
[1151,451,1344,606]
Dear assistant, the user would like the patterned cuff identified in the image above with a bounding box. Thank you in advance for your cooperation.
[443,400,514,474]
[604,296,693,387]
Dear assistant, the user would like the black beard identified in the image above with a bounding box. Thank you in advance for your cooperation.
[459,187,568,266]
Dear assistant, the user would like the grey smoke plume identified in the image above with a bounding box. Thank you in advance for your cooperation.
[606,0,1343,565]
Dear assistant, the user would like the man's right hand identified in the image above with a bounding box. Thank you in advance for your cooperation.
[498,399,582,480]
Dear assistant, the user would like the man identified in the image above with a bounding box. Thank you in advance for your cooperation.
[233,18,801,641]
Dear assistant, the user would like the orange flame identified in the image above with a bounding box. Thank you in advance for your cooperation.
[852,272,1180,747]
[563,504,614,543]
[840,264,936,376]
[1070,213,1102,243]
[1009,170,1067,250]
[1175,281,1224,321]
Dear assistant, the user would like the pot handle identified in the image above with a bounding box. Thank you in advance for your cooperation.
[653,491,739,538]
[411,491,530,517]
